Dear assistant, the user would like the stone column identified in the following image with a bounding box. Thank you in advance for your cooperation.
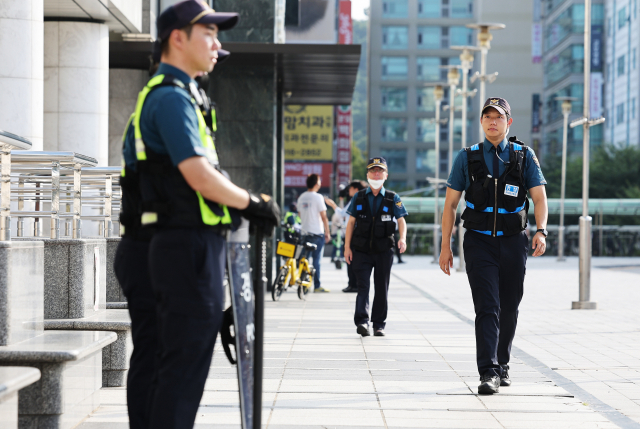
[44,21,109,165]
[0,0,44,149]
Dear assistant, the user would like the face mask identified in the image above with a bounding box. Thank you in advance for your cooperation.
[368,178,385,189]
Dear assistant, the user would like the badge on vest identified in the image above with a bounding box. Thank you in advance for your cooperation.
[504,184,519,197]
[381,214,392,222]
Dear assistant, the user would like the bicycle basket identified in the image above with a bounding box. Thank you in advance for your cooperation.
[276,241,296,258]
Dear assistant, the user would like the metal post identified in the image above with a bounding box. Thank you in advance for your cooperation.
[0,145,11,241]
[73,164,82,239]
[50,161,60,239]
[17,178,24,237]
[104,175,112,238]
[433,96,442,262]
[478,48,487,140]
[558,107,569,261]
[573,0,597,310]
[448,83,456,171]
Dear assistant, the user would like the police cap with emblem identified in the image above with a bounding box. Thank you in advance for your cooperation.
[367,157,388,170]
[157,0,239,43]
[481,97,511,118]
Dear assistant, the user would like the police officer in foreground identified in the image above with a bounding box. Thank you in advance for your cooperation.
[116,2,279,428]
[439,98,548,394]
[344,158,408,337]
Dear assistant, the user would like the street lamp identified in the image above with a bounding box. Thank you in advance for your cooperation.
[467,23,505,140]
[429,83,447,263]
[570,0,605,310]
[451,45,478,272]
[555,96,578,262]
[441,66,461,172]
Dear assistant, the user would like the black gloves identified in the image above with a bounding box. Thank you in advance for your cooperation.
[240,191,280,236]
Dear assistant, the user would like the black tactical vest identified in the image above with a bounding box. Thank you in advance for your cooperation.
[119,165,153,241]
[461,140,529,237]
[351,189,397,253]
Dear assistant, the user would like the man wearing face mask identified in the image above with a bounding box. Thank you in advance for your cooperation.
[344,158,408,337]
[439,97,548,395]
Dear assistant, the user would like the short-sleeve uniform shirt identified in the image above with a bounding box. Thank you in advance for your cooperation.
[346,187,408,219]
[446,138,546,192]
[122,63,207,172]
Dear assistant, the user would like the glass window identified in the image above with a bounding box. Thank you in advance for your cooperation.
[417,57,440,80]
[618,55,625,76]
[451,0,473,18]
[634,48,637,69]
[545,4,604,51]
[383,0,408,18]
[544,44,583,87]
[617,103,625,124]
[417,87,435,112]
[450,26,473,46]
[381,87,408,111]
[382,26,408,50]
[417,26,441,49]
[381,150,407,173]
[416,119,436,143]
[633,98,636,119]
[382,57,408,80]
[418,0,440,17]
[619,6,627,28]
[381,118,408,142]
[416,149,436,173]
[545,84,583,124]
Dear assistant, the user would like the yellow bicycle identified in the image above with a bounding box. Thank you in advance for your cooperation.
[272,239,317,301]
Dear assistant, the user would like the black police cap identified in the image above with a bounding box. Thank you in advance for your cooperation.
[157,0,239,43]
[482,97,512,118]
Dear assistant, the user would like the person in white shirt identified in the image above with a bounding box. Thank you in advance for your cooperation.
[297,174,331,293]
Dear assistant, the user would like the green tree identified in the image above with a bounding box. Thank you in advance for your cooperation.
[351,20,368,154]
[351,140,367,181]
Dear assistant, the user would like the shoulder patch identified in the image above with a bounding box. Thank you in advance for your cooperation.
[395,201,403,208]
[532,155,540,167]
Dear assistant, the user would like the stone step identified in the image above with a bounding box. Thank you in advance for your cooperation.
[106,302,128,310]
[0,367,41,429]
[0,330,116,429]
[45,310,132,387]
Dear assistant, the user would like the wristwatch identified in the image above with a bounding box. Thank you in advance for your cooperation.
[536,228,548,237]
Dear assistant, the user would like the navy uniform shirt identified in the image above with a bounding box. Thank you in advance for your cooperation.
[122,63,205,171]
[446,137,547,192]
[346,186,408,219]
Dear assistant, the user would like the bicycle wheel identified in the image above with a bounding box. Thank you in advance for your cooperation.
[271,266,289,301]
[300,271,312,295]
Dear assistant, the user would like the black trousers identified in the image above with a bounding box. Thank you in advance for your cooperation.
[114,237,157,429]
[346,259,356,289]
[352,248,394,330]
[464,230,528,377]
[394,232,403,262]
[147,229,226,429]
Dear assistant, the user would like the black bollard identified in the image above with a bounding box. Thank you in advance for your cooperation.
[253,229,266,429]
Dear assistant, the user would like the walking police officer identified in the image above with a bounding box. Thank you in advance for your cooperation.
[345,158,408,337]
[115,2,279,428]
[439,98,548,394]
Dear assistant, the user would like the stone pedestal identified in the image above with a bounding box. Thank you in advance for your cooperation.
[106,237,125,303]
[0,0,44,150]
[44,21,109,166]
[0,367,41,429]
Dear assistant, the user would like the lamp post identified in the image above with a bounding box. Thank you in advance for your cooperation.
[570,0,605,310]
[431,84,447,263]
[555,96,578,262]
[467,23,505,140]
[451,46,478,272]
[441,66,461,172]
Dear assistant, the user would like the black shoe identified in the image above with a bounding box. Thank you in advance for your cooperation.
[356,324,370,337]
[342,286,358,293]
[500,364,511,387]
[478,374,500,394]
[374,329,385,336]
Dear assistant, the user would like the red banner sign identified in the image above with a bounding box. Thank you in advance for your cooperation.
[284,162,333,188]
[338,1,353,45]
[336,105,352,187]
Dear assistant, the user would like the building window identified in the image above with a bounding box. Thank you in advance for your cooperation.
[381,57,408,80]
[633,98,637,119]
[382,26,408,50]
[544,44,583,87]
[418,26,442,49]
[634,48,637,69]
[617,103,625,124]
[450,26,474,46]
[416,149,436,173]
[382,0,408,18]
[381,118,408,142]
[618,55,625,76]
[417,57,440,80]
[416,119,436,143]
[619,6,627,28]
[545,4,604,51]
[418,0,440,17]
[380,150,407,173]
[417,87,435,111]
[381,87,408,111]
[451,0,473,18]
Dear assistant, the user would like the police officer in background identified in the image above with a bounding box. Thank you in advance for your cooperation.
[439,97,548,395]
[344,158,408,337]
[116,2,279,428]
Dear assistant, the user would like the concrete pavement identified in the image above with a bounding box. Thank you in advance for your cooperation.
[78,254,640,428]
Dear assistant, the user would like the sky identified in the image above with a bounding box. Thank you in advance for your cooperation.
[351,0,370,20]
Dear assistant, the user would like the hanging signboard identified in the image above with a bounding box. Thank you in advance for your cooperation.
[284,105,334,161]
